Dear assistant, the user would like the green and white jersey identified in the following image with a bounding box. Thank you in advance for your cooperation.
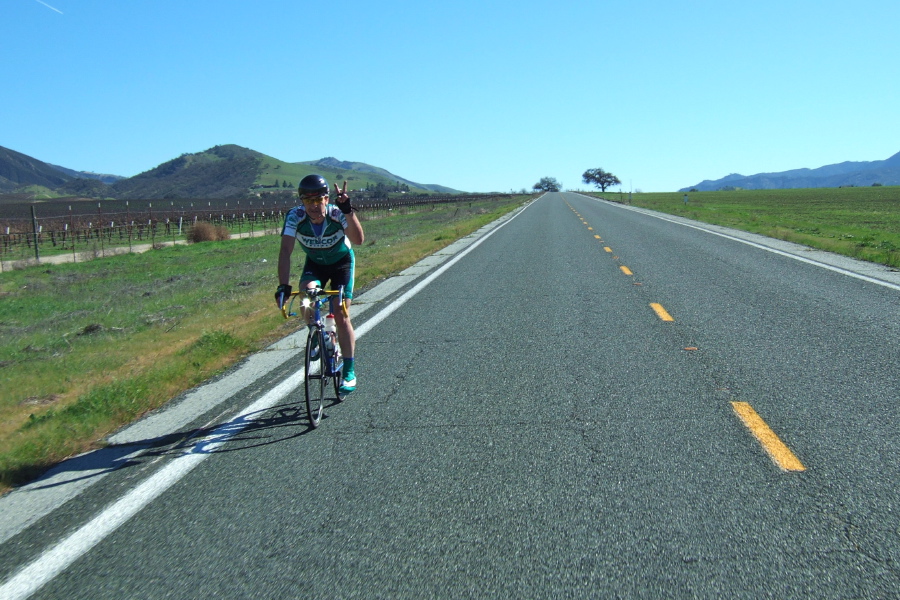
[281,204,352,265]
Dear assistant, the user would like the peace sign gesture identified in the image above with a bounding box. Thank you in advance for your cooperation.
[334,180,354,214]
[334,180,349,202]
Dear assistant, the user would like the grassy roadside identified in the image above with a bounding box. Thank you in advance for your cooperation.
[0,195,533,493]
[589,186,900,269]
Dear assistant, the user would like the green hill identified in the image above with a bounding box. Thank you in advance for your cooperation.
[109,145,263,199]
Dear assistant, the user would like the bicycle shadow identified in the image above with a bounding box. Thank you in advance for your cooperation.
[183,398,338,455]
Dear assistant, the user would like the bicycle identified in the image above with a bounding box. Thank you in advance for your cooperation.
[281,286,347,428]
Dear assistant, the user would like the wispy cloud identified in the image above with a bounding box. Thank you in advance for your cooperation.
[34,0,63,14]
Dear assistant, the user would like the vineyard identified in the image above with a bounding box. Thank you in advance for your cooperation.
[0,193,518,268]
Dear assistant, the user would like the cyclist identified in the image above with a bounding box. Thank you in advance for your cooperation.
[276,174,365,394]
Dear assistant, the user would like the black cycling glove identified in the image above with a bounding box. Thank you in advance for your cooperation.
[275,284,292,308]
[336,197,354,214]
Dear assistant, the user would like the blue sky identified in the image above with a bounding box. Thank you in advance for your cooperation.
[3,0,898,193]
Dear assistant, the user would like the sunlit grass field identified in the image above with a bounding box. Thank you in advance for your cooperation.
[0,196,532,493]
[594,186,900,268]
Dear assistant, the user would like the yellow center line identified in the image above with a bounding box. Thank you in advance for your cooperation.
[594,235,601,240]
[620,266,633,276]
[604,247,612,253]
[649,303,674,321]
[731,402,806,472]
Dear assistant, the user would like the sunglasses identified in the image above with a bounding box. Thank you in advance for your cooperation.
[301,193,328,204]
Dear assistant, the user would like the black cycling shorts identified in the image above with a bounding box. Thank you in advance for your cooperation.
[300,250,355,299]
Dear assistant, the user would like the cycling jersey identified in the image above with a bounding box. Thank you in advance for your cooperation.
[281,204,352,265]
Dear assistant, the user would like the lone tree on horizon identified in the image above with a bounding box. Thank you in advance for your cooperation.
[533,177,562,192]
[582,168,621,192]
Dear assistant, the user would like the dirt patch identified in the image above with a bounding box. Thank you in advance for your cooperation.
[19,394,60,407]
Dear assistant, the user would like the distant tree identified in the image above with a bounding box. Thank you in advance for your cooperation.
[582,168,621,192]
[533,177,562,192]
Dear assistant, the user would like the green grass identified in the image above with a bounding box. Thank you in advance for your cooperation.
[12,185,60,199]
[0,195,531,492]
[593,186,900,268]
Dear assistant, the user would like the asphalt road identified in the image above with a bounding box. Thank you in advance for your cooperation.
[2,192,899,598]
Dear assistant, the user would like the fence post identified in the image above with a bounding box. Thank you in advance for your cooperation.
[31,205,40,261]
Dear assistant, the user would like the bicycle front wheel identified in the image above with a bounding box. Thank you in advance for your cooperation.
[305,329,326,428]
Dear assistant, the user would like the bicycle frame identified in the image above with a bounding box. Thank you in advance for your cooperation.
[281,286,347,426]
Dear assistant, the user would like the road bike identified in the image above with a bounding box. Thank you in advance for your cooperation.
[281,287,347,427]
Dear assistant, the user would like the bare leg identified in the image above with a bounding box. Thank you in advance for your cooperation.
[334,299,355,359]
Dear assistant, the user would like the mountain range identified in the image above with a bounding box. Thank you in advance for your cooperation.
[681,150,900,192]
[5,142,898,198]
[0,144,461,199]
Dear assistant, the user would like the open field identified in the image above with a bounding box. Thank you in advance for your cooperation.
[592,186,900,268]
[0,195,533,493]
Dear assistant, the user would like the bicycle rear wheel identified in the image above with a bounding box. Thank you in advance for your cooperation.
[304,329,326,428]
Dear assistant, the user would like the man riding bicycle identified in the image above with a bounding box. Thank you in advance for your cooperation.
[276,174,365,394]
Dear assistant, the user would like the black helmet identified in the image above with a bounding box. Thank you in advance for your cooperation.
[298,174,329,197]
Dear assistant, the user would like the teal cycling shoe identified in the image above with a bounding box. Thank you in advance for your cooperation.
[339,376,356,394]
[339,365,356,394]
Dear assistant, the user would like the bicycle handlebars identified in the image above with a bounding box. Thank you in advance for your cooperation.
[280,286,349,320]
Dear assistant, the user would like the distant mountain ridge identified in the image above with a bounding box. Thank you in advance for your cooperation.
[301,157,458,194]
[0,144,462,198]
[0,146,71,191]
[682,151,900,191]
[47,164,124,185]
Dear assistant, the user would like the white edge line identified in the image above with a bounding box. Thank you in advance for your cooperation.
[0,199,536,600]
[595,197,900,292]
